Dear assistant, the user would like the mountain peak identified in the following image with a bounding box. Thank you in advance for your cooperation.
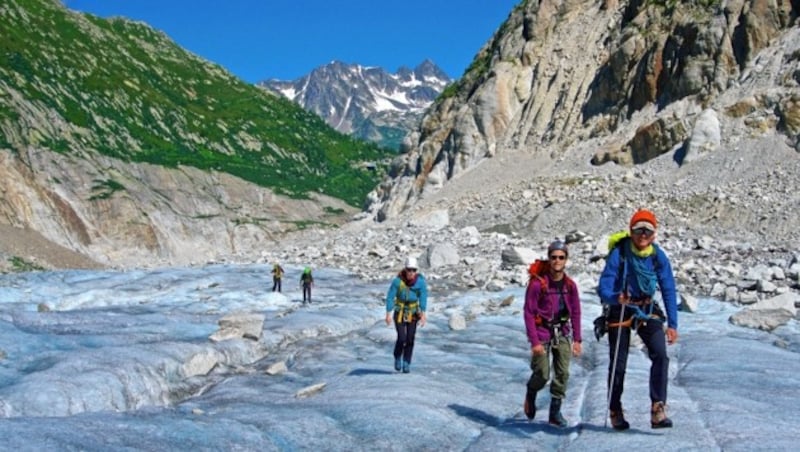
[415,59,446,76]
[259,60,451,150]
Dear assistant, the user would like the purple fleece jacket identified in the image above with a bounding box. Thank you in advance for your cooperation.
[524,274,582,347]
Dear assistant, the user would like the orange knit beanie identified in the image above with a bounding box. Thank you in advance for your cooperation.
[629,209,657,230]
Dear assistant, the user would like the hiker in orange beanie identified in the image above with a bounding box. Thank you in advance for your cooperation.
[597,208,679,430]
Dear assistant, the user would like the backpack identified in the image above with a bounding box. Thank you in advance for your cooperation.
[528,259,575,291]
[527,259,551,292]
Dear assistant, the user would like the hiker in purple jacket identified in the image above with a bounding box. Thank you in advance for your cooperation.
[523,240,582,427]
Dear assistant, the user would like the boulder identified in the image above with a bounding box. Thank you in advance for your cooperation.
[210,312,265,342]
[448,313,467,331]
[729,308,794,332]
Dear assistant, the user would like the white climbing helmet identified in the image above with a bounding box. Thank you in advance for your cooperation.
[404,256,418,270]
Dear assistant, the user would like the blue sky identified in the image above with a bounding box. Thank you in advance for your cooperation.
[62,0,521,83]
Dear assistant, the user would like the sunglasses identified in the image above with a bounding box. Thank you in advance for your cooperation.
[549,255,566,261]
[632,227,655,237]
[406,268,418,272]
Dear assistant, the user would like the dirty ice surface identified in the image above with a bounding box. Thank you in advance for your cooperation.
[0,264,798,451]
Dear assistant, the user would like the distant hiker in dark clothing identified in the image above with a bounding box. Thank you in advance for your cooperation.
[598,209,679,430]
[271,263,284,292]
[300,267,314,304]
[385,256,427,374]
[523,240,582,427]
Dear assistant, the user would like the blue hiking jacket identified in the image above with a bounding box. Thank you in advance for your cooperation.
[597,241,679,330]
[385,274,427,313]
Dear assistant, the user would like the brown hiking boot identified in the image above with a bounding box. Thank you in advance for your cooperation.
[609,409,630,431]
[651,401,673,428]
[523,390,536,420]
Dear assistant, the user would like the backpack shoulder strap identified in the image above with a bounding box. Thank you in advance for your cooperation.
[617,238,630,295]
[652,243,662,273]
[564,275,577,293]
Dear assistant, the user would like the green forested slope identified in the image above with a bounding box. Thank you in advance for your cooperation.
[0,0,389,206]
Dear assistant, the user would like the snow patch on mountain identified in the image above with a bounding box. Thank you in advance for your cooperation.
[259,60,451,149]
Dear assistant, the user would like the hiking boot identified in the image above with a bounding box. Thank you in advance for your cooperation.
[548,397,568,427]
[523,390,537,420]
[609,409,630,431]
[394,357,402,371]
[402,360,410,373]
[651,401,673,428]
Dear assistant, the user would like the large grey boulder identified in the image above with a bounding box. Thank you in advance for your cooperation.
[209,312,265,342]
[501,246,538,267]
[729,292,799,331]
[682,109,721,164]
[182,351,220,378]
[425,242,460,269]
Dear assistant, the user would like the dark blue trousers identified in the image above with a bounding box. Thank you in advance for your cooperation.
[394,320,418,363]
[607,306,669,411]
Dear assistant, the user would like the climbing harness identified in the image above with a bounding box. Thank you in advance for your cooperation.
[394,280,421,323]
[533,281,572,345]
[607,299,665,330]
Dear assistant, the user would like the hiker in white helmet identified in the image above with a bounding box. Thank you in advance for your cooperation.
[385,256,428,373]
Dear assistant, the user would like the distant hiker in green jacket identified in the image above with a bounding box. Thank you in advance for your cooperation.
[300,267,314,304]
[271,263,284,293]
[385,256,427,374]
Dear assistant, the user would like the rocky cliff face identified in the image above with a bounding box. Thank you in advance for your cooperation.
[366,0,799,220]
[0,148,356,268]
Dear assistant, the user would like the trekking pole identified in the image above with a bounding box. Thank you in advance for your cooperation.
[604,303,626,428]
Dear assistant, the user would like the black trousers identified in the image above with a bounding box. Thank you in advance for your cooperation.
[393,320,418,364]
[272,277,281,292]
[302,284,312,302]
[607,306,669,411]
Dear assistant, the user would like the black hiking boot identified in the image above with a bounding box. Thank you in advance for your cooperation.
[548,397,568,427]
[609,409,630,431]
[523,390,537,420]
[651,401,673,429]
